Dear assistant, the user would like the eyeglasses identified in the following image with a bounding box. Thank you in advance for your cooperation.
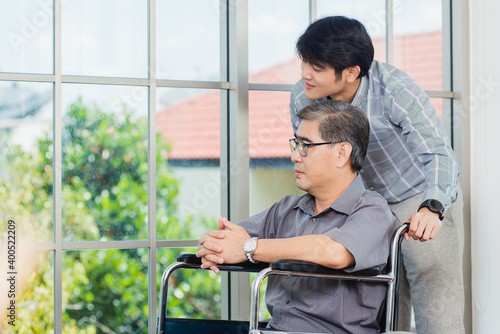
[289,138,338,157]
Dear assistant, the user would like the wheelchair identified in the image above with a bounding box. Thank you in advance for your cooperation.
[157,223,409,334]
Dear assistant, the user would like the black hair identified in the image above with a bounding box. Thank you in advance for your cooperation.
[296,16,374,81]
[298,100,369,172]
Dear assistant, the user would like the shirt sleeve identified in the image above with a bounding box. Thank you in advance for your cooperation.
[324,195,400,272]
[385,76,460,208]
[237,199,288,239]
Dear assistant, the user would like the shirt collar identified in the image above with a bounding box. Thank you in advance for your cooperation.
[295,174,366,216]
[351,75,368,107]
[330,174,366,215]
[295,193,316,216]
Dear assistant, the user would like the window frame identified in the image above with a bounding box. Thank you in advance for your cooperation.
[0,0,462,332]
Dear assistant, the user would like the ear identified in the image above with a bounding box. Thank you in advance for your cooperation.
[344,66,361,83]
[335,142,353,169]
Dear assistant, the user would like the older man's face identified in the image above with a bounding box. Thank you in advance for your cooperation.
[291,119,338,196]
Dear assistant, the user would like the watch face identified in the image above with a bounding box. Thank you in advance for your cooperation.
[244,239,257,252]
[429,199,444,212]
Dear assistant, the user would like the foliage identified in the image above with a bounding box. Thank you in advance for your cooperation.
[0,100,220,333]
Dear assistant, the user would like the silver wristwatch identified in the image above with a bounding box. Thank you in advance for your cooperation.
[243,237,259,263]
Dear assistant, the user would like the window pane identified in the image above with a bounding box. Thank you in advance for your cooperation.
[249,272,270,320]
[249,91,303,215]
[63,249,149,333]
[0,81,53,242]
[61,84,148,242]
[157,247,222,319]
[0,250,54,331]
[430,97,453,139]
[156,0,220,81]
[430,97,444,122]
[62,0,148,78]
[393,0,443,90]
[156,88,220,240]
[0,0,53,74]
[317,0,387,61]
[248,0,308,84]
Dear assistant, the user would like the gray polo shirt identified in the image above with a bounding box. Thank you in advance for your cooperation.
[239,175,400,334]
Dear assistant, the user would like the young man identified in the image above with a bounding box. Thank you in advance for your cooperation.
[289,16,464,334]
[197,100,400,333]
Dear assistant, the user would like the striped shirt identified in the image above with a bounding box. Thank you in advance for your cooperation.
[290,60,460,209]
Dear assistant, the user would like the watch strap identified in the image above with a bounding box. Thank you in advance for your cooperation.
[246,252,256,263]
[418,199,445,221]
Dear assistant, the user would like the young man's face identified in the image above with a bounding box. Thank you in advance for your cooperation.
[291,119,337,195]
[301,60,350,101]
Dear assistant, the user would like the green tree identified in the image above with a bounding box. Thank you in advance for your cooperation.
[0,100,221,333]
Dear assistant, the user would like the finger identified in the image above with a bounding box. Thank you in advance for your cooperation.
[413,221,426,240]
[196,248,210,258]
[419,214,442,241]
[429,223,441,239]
[408,214,425,240]
[222,219,239,231]
[198,232,211,247]
[200,259,216,268]
[404,232,410,241]
[200,254,223,269]
[407,215,419,237]
[198,236,207,248]
[205,253,225,264]
[197,238,208,251]
[218,217,228,230]
[209,230,225,239]
[420,224,433,242]
[199,240,223,253]
[201,261,220,274]
[196,249,224,264]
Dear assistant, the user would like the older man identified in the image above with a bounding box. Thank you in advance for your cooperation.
[197,100,400,334]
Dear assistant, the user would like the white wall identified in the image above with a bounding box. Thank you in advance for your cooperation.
[469,0,500,332]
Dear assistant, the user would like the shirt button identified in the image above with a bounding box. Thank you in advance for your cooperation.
[286,300,290,304]
[275,320,279,324]
[369,186,375,191]
[360,169,364,173]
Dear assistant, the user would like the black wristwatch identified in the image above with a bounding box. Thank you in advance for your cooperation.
[418,199,445,221]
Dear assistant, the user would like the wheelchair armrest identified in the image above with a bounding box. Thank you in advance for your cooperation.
[271,259,381,276]
[177,252,270,272]
[177,253,202,264]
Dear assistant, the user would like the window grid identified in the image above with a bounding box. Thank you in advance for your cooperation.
[0,0,459,333]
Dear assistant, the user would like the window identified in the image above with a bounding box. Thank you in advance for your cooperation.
[0,1,461,333]
[0,0,53,74]
[317,0,387,60]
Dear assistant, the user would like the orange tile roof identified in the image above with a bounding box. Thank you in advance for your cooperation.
[157,31,443,161]
[156,89,221,160]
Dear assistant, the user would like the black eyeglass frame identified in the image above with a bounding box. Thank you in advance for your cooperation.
[289,138,339,157]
